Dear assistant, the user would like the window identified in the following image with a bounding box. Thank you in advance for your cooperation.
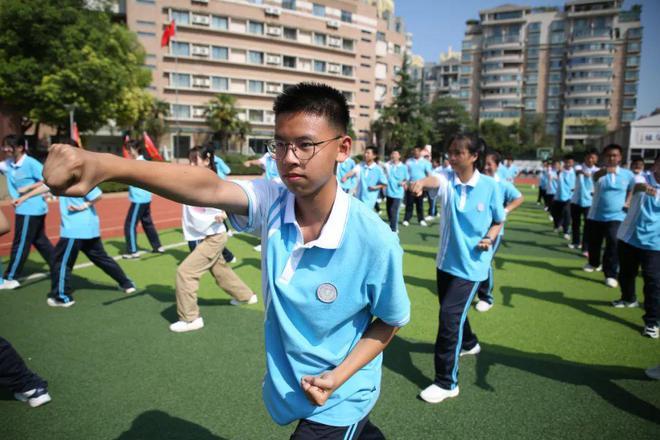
[527,34,540,45]
[627,28,642,38]
[283,27,297,40]
[341,10,352,23]
[342,65,353,77]
[547,86,561,96]
[625,70,639,81]
[212,76,228,90]
[212,16,228,30]
[548,73,562,83]
[248,0,263,3]
[137,31,156,38]
[137,20,156,27]
[394,44,401,55]
[528,22,541,32]
[314,33,326,46]
[624,83,637,95]
[523,86,536,95]
[211,46,228,60]
[377,32,386,42]
[171,41,189,56]
[627,41,641,52]
[282,55,296,68]
[313,3,325,17]
[248,51,263,64]
[171,10,189,25]
[546,99,560,110]
[626,56,640,67]
[248,80,264,93]
[172,104,190,119]
[282,0,296,10]
[172,135,191,158]
[249,110,264,122]
[248,21,263,35]
[524,99,536,110]
[314,60,326,73]
[623,98,636,108]
[342,39,354,51]
[170,73,190,88]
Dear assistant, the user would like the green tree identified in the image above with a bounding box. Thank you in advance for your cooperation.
[479,120,518,154]
[204,94,251,152]
[427,96,474,151]
[0,0,151,134]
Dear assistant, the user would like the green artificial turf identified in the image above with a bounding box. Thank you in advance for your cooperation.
[0,185,658,439]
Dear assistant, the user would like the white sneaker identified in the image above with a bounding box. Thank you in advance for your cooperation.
[227,230,234,237]
[605,277,618,288]
[154,246,165,254]
[611,300,638,308]
[642,325,659,339]
[419,384,459,404]
[460,343,482,357]
[424,215,434,222]
[563,233,571,241]
[475,301,493,313]
[548,215,553,221]
[0,279,20,290]
[230,294,258,306]
[124,286,137,294]
[253,244,262,252]
[46,297,75,308]
[568,243,576,249]
[582,264,602,273]
[402,221,410,227]
[14,387,52,408]
[169,317,204,333]
[122,252,140,260]
[645,365,660,379]
[227,256,238,264]
[420,220,429,227]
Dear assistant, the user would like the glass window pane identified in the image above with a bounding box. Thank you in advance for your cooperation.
[212,16,228,30]
[212,46,228,60]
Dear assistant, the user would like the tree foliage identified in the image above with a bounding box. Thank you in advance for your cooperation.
[426,96,474,152]
[204,94,251,151]
[0,0,152,133]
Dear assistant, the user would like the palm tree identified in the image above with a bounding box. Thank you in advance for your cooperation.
[204,94,251,152]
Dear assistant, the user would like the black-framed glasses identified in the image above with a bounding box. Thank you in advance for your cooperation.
[266,135,342,161]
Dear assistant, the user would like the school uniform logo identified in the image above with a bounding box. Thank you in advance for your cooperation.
[477,202,485,212]
[316,283,338,303]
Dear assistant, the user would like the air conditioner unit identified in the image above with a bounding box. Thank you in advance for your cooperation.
[192,46,210,56]
[266,55,281,65]
[267,27,282,36]
[328,64,341,74]
[327,20,339,29]
[193,77,211,88]
[266,84,281,93]
[265,7,281,16]
[192,107,206,118]
[192,15,210,26]
[328,37,341,47]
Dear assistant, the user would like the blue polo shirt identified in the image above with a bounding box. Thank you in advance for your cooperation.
[571,164,598,207]
[494,175,522,237]
[214,156,231,179]
[385,161,409,199]
[434,170,505,282]
[617,173,660,251]
[337,157,357,192]
[59,187,103,239]
[128,156,152,204]
[259,153,281,182]
[406,158,432,182]
[556,168,576,202]
[546,170,558,196]
[539,169,548,190]
[228,180,410,427]
[6,155,48,216]
[588,167,635,222]
[498,164,518,182]
[355,162,386,207]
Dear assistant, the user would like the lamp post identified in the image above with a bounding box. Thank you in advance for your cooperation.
[64,103,77,139]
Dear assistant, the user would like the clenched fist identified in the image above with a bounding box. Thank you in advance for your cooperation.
[43,144,101,196]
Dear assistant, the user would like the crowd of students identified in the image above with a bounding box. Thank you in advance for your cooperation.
[0,83,657,438]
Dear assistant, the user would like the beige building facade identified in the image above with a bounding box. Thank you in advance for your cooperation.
[123,0,408,156]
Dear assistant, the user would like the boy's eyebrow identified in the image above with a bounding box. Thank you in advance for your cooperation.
[273,134,316,141]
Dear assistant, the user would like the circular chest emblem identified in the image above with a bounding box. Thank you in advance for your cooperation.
[477,202,485,212]
[316,283,338,304]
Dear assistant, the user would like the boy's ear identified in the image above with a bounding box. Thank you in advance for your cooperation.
[336,136,352,163]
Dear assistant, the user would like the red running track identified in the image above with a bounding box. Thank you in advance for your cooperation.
[0,193,182,257]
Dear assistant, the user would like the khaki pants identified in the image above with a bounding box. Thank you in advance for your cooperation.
[175,233,253,322]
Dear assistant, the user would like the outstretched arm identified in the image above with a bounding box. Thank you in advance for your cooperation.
[43,145,249,215]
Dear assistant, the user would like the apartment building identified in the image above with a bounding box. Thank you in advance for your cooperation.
[123,0,408,156]
[421,47,461,103]
[458,0,642,150]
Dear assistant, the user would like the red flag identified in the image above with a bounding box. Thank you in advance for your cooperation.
[72,122,84,149]
[122,135,130,159]
[143,132,164,161]
[161,20,176,48]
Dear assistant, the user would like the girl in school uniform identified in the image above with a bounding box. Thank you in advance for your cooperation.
[411,134,504,404]
[169,146,256,333]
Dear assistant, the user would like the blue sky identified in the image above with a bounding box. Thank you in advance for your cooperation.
[396,0,659,117]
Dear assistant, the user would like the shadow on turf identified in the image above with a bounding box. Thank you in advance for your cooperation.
[500,286,642,334]
[475,343,660,424]
[495,255,604,286]
[115,410,228,439]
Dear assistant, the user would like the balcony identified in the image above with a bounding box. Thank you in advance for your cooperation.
[571,28,612,41]
[484,35,522,47]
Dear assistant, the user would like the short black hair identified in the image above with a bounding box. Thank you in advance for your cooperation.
[447,133,487,172]
[3,134,24,149]
[586,148,599,156]
[273,82,349,133]
[630,156,644,163]
[365,146,378,157]
[603,143,623,154]
[486,150,502,165]
[563,154,574,161]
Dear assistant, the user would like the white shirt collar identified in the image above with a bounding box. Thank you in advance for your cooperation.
[362,161,378,169]
[493,173,501,183]
[283,184,349,250]
[11,154,26,168]
[453,169,481,188]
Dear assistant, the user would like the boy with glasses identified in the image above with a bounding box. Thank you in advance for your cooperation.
[42,82,410,439]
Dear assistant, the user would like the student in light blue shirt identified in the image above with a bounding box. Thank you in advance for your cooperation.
[570,149,599,252]
[403,147,432,226]
[551,155,576,238]
[614,155,659,339]
[0,135,54,290]
[585,144,635,287]
[384,150,409,232]
[497,156,518,182]
[244,153,282,183]
[42,83,410,439]
[210,149,237,263]
[475,151,524,313]
[349,147,387,210]
[214,154,231,179]
[537,160,548,205]
[545,160,560,223]
[411,134,504,404]
[336,156,357,193]
[123,140,164,259]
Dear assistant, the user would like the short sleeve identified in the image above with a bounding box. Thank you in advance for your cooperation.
[31,159,44,181]
[85,186,103,202]
[227,179,284,235]
[505,182,522,203]
[432,172,450,201]
[367,242,410,327]
[378,168,387,185]
[490,184,505,224]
